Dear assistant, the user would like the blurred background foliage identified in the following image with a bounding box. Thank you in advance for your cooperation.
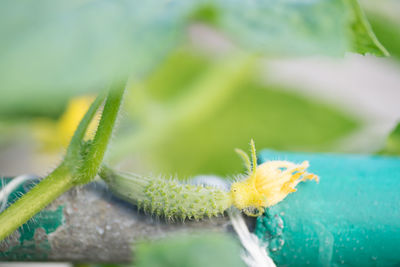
[365,1,400,60]
[368,13,400,60]
[0,0,387,117]
[111,48,359,177]
[75,232,246,267]
[134,232,246,267]
[0,0,398,178]
[379,123,400,156]
[0,46,360,178]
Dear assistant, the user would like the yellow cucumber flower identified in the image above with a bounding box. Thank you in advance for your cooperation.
[34,95,99,151]
[230,140,318,216]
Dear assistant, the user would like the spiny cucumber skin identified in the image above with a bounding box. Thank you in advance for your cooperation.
[101,168,232,221]
[141,178,232,221]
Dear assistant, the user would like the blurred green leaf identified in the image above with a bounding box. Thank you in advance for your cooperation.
[0,0,387,115]
[144,50,211,102]
[379,123,400,156]
[212,0,387,57]
[73,264,126,267]
[367,12,400,60]
[134,232,246,267]
[343,0,388,56]
[151,81,359,176]
[0,0,189,115]
[115,49,359,177]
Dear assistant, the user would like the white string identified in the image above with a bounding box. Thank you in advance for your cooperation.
[0,174,37,213]
[229,209,276,267]
[190,175,276,267]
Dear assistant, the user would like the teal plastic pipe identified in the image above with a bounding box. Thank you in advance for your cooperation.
[255,151,400,266]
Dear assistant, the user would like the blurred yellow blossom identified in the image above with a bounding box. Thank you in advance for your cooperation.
[34,95,100,151]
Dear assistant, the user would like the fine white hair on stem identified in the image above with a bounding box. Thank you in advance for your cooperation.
[228,209,276,267]
[0,174,37,213]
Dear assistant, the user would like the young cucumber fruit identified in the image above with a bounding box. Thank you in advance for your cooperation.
[100,166,232,221]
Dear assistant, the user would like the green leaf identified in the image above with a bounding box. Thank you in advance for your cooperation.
[197,0,389,58]
[114,49,360,176]
[192,0,388,57]
[0,0,387,114]
[379,123,400,156]
[134,232,246,267]
[343,0,389,56]
[0,0,190,114]
[0,85,126,241]
[367,11,400,60]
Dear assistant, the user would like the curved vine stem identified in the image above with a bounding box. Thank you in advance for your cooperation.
[0,82,125,241]
[65,89,107,166]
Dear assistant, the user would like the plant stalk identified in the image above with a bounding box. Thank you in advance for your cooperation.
[0,165,72,240]
[0,82,126,241]
[77,82,125,184]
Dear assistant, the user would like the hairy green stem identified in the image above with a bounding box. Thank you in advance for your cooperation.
[0,83,125,241]
[0,165,72,240]
[77,83,125,184]
[65,89,107,165]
